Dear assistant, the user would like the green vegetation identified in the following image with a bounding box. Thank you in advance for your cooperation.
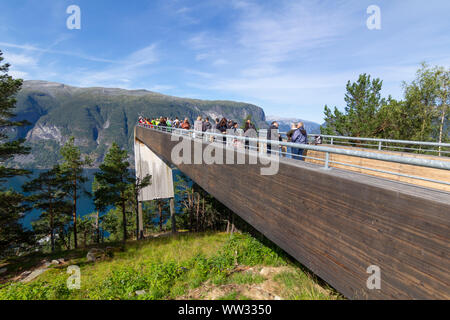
[322,63,449,147]
[22,166,72,252]
[60,136,93,249]
[94,143,146,243]
[0,233,342,300]
[0,50,32,253]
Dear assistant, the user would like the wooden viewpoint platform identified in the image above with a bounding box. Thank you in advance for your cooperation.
[135,126,450,300]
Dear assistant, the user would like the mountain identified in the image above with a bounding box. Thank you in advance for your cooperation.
[266,116,322,134]
[9,80,267,168]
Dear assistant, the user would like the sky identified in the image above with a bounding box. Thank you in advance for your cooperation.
[0,0,449,123]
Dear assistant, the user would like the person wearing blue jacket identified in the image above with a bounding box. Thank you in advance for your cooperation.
[291,122,308,161]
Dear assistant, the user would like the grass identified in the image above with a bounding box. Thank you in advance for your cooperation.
[218,291,252,300]
[0,232,342,300]
[273,270,342,300]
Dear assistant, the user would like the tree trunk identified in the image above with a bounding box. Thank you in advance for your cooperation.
[50,211,55,252]
[195,193,200,232]
[67,231,71,250]
[96,211,100,244]
[201,198,205,232]
[188,191,194,231]
[170,198,177,234]
[135,193,140,240]
[122,199,127,243]
[231,214,236,235]
[73,178,78,249]
[138,201,144,240]
[438,92,447,156]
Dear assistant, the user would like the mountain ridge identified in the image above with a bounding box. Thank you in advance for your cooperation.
[266,115,322,134]
[10,81,267,168]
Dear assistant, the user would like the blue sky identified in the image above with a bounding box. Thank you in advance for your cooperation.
[1,0,449,123]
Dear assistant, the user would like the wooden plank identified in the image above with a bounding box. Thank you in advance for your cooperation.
[305,146,450,192]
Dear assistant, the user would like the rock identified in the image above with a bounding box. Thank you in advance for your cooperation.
[21,268,48,283]
[41,259,51,267]
[259,268,271,277]
[20,270,32,278]
[135,290,146,296]
[58,258,65,263]
[86,252,96,262]
[87,248,105,262]
[51,260,60,265]
[88,248,104,254]
[0,267,7,275]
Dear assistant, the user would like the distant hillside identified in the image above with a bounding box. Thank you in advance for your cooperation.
[9,81,267,168]
[266,116,322,134]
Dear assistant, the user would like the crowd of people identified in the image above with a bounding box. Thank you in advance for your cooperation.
[139,116,252,134]
[138,116,317,161]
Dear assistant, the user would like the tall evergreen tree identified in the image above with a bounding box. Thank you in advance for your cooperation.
[23,166,71,252]
[0,50,31,252]
[322,74,387,138]
[60,136,92,249]
[126,175,151,240]
[94,143,134,243]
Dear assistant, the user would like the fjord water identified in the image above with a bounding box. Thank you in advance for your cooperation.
[7,168,185,230]
[7,169,98,230]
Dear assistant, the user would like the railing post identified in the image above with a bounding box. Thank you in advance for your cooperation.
[331,137,334,145]
[324,152,330,169]
[378,141,382,151]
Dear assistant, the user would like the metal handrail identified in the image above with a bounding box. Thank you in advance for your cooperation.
[279,132,450,148]
[139,124,450,171]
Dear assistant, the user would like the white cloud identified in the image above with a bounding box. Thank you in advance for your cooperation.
[0,42,118,64]
[2,52,37,67]
[9,70,29,79]
[70,44,158,87]
[232,1,348,64]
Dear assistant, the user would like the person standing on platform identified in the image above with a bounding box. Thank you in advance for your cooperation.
[291,122,308,161]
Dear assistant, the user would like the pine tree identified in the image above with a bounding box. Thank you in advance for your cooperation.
[94,143,134,243]
[60,136,92,249]
[23,166,71,252]
[0,50,31,252]
[322,74,386,138]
